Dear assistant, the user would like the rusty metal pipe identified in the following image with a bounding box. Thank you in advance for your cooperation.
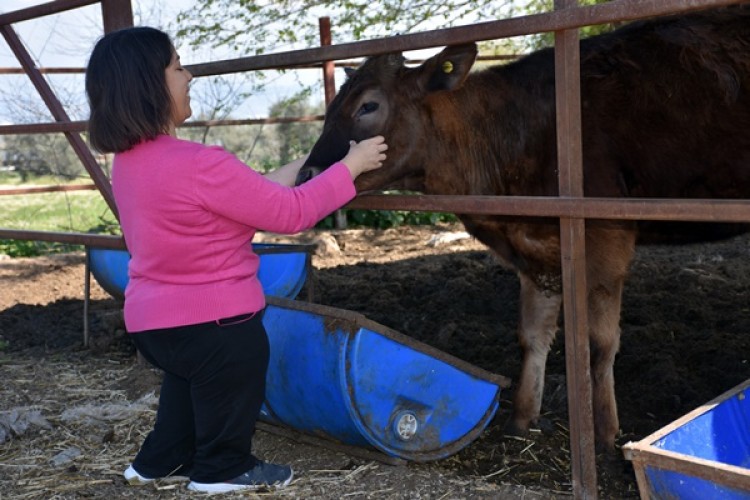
[185,0,743,77]
[346,194,750,223]
[0,0,99,26]
[0,184,97,195]
[0,116,326,136]
[0,228,125,249]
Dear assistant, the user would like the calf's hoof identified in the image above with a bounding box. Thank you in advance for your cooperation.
[503,418,530,438]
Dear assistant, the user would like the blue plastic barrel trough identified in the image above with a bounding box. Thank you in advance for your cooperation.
[261,297,510,462]
[88,244,511,462]
[87,243,311,300]
[624,379,750,499]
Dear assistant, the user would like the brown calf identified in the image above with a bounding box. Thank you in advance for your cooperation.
[296,5,750,452]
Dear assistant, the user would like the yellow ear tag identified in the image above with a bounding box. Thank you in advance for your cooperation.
[442,61,454,74]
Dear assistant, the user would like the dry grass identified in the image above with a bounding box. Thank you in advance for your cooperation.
[0,354,552,499]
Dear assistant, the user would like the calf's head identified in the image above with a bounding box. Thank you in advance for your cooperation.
[295,43,478,191]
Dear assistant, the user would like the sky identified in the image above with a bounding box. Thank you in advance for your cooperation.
[0,0,334,124]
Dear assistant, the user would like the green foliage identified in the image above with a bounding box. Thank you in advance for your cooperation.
[175,1,515,55]
[3,134,87,182]
[175,1,615,60]
[268,92,324,165]
[0,239,79,258]
[0,189,118,257]
[0,191,116,233]
[515,0,618,50]
[317,209,457,230]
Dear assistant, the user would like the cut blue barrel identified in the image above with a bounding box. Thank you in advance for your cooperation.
[87,243,312,300]
[87,244,510,461]
[261,296,511,462]
[624,378,750,499]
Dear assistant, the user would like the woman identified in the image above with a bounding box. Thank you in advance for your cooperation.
[85,26,386,494]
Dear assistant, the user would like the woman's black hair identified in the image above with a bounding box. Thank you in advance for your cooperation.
[85,27,174,153]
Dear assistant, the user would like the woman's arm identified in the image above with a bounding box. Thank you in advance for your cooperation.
[263,156,307,187]
[262,136,387,186]
[192,137,387,233]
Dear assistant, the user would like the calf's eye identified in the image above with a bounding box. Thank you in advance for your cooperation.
[355,101,379,118]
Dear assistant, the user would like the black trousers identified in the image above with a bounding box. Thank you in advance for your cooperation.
[130,312,268,483]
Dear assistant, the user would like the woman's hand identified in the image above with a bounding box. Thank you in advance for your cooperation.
[341,136,388,179]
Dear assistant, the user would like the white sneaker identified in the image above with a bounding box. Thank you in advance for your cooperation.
[123,464,189,485]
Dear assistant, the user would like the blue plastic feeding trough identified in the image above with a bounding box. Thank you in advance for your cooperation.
[260,296,511,462]
[87,243,312,300]
[87,244,510,462]
[623,379,750,499]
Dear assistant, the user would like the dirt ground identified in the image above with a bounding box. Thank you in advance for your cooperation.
[2,222,750,499]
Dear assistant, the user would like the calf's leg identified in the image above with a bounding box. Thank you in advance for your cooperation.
[505,226,635,451]
[587,280,624,452]
[505,273,562,436]
[585,227,635,452]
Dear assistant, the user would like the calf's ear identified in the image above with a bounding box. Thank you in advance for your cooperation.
[417,43,477,93]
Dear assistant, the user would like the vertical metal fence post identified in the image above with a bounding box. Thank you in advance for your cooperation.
[319,16,347,229]
[554,0,597,498]
[100,0,133,33]
[319,17,336,106]
[84,247,92,347]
